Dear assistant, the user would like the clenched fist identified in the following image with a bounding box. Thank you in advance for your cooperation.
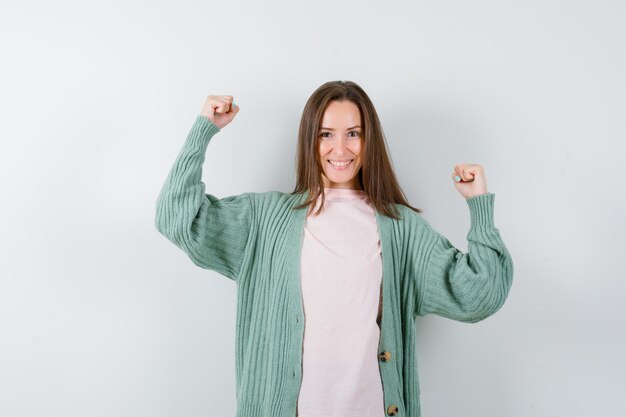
[200,95,240,129]
[451,163,489,199]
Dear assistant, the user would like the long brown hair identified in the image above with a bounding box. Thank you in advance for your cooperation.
[291,80,422,220]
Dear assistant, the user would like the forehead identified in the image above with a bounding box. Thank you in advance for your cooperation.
[320,100,361,128]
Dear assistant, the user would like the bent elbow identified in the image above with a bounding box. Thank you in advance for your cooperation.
[463,258,514,323]
[461,292,509,323]
[154,196,186,243]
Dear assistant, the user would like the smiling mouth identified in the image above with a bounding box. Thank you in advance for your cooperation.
[327,159,354,170]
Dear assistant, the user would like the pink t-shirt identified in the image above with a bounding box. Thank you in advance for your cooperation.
[296,187,384,417]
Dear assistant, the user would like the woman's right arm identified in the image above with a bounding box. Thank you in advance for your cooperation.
[154,96,252,281]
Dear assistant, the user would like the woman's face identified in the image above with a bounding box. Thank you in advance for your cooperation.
[318,100,364,190]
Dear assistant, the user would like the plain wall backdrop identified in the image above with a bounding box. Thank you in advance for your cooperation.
[1,0,624,416]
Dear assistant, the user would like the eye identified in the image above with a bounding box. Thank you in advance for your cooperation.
[319,131,360,139]
[320,132,332,141]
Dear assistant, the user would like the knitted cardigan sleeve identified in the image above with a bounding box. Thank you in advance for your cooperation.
[415,193,514,323]
[154,115,253,281]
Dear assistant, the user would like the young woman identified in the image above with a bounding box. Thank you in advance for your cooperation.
[155,80,514,417]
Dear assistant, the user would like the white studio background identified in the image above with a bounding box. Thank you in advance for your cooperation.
[1,0,624,416]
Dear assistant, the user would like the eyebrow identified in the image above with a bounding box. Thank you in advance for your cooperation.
[319,125,362,130]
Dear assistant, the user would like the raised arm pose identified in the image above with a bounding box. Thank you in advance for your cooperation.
[155,81,514,417]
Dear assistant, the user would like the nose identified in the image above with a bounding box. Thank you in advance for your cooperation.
[333,137,350,154]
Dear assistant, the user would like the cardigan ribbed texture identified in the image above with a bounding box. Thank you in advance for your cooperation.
[155,115,514,417]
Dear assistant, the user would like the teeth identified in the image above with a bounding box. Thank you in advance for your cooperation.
[329,160,352,167]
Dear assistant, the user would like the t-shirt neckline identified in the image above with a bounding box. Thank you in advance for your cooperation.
[321,187,367,201]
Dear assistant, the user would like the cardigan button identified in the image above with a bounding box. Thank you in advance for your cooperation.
[379,351,392,362]
[386,404,399,415]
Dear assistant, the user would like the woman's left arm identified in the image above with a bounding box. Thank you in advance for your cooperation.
[414,192,514,323]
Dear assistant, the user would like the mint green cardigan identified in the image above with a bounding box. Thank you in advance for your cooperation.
[155,115,514,417]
